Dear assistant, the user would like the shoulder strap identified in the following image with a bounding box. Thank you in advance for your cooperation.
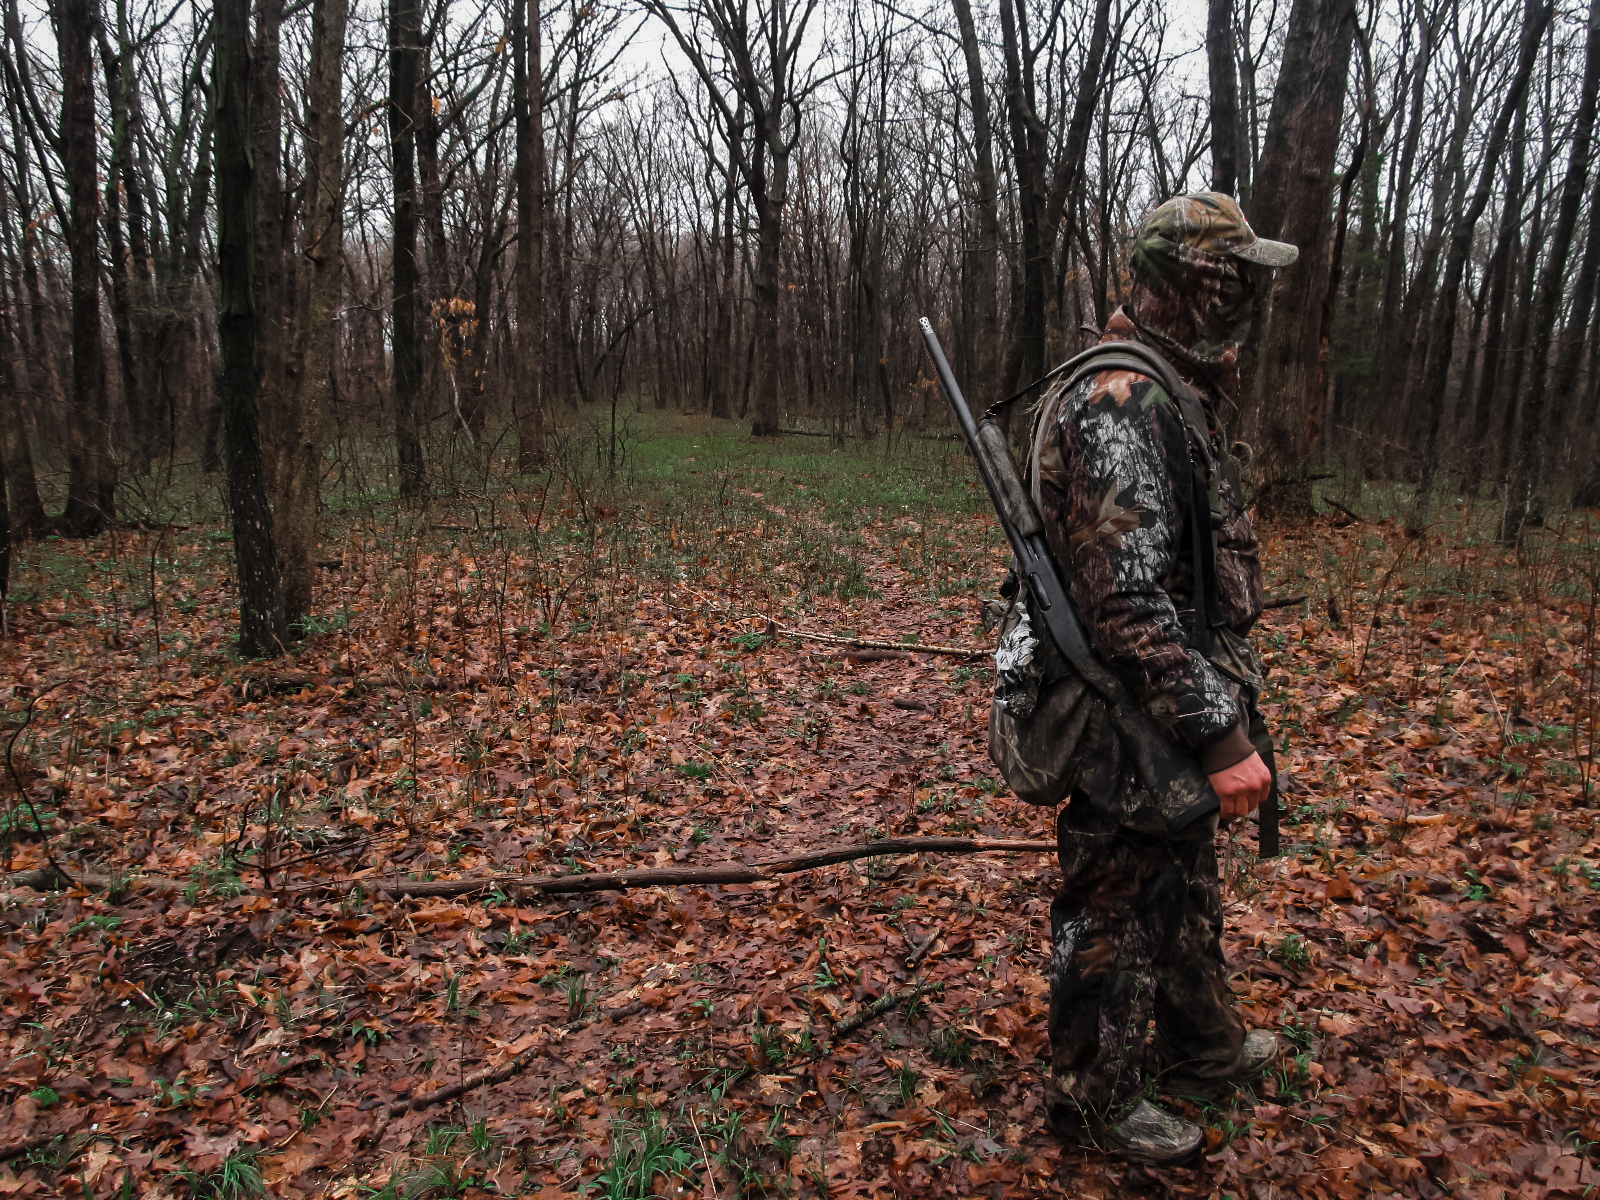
[1025,339,1230,654]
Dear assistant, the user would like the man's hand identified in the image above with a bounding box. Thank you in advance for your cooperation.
[1209,751,1272,822]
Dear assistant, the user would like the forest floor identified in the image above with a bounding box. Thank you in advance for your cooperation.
[0,412,1597,1199]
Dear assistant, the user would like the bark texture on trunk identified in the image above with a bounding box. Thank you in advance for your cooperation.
[1207,0,1240,195]
[1370,6,1437,436]
[1240,0,1357,518]
[252,0,288,492]
[511,0,546,468]
[58,0,114,536]
[390,0,425,501]
[96,19,150,473]
[215,0,286,658]
[279,0,348,624]
[1469,84,1528,485]
[952,0,1001,414]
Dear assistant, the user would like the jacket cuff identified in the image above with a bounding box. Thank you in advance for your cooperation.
[1199,717,1255,774]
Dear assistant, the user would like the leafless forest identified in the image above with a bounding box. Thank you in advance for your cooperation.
[0,0,1594,640]
[3,2,1600,1195]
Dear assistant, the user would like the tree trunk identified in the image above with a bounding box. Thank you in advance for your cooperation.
[998,0,1050,394]
[57,0,114,536]
[215,0,286,658]
[252,0,289,495]
[0,262,42,546]
[951,0,1001,414]
[511,0,546,468]
[1240,0,1358,518]
[1042,0,1114,336]
[1468,94,1528,486]
[709,143,737,421]
[1312,94,1369,463]
[750,183,784,436]
[1551,131,1600,451]
[97,1,159,470]
[0,173,48,539]
[415,23,448,431]
[1207,0,1240,194]
[390,0,426,501]
[95,22,145,475]
[280,0,347,625]
[1504,0,1600,536]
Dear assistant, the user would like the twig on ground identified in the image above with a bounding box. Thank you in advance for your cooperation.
[788,982,945,1068]
[5,680,76,886]
[1261,594,1310,611]
[831,982,942,1041]
[364,1002,649,1147]
[2,868,180,896]
[904,931,939,970]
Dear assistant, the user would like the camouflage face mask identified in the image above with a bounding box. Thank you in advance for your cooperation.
[1128,193,1296,395]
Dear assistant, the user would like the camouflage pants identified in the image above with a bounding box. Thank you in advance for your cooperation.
[1044,801,1243,1128]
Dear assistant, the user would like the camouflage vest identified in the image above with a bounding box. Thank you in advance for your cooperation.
[985,340,1261,821]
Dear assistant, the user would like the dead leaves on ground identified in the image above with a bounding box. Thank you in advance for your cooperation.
[0,508,1594,1199]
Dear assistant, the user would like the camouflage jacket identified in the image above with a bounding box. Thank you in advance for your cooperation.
[1031,308,1263,772]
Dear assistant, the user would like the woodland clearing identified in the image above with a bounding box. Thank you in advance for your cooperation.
[0,414,1597,1199]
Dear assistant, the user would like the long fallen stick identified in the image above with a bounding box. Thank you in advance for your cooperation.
[322,836,1057,900]
[772,627,988,658]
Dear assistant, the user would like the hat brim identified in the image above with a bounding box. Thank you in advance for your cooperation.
[1233,237,1299,267]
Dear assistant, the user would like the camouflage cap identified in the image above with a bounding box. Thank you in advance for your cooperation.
[1135,192,1299,268]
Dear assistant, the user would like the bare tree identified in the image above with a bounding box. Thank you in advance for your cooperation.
[1208,0,1241,193]
[216,0,286,656]
[512,0,547,467]
[279,0,350,624]
[57,0,113,535]
[1503,0,1600,536]
[391,0,426,500]
[1240,0,1358,515]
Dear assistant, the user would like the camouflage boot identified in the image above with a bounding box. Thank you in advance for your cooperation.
[1048,1087,1204,1166]
[1162,1029,1280,1099]
[1101,1100,1205,1166]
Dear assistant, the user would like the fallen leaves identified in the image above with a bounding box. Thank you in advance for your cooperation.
[0,484,1597,1198]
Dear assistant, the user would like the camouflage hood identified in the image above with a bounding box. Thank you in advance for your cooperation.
[1128,192,1297,401]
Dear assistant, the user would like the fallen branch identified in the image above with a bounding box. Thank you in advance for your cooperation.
[0,1132,62,1163]
[903,931,938,970]
[1261,594,1310,611]
[308,836,1057,900]
[774,628,986,658]
[364,1001,649,1147]
[830,981,943,1043]
[236,671,514,700]
[1324,499,1364,523]
[2,867,181,896]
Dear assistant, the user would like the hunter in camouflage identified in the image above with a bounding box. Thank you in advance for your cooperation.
[1029,192,1296,1164]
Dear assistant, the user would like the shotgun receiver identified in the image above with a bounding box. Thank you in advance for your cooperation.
[918,316,1220,830]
